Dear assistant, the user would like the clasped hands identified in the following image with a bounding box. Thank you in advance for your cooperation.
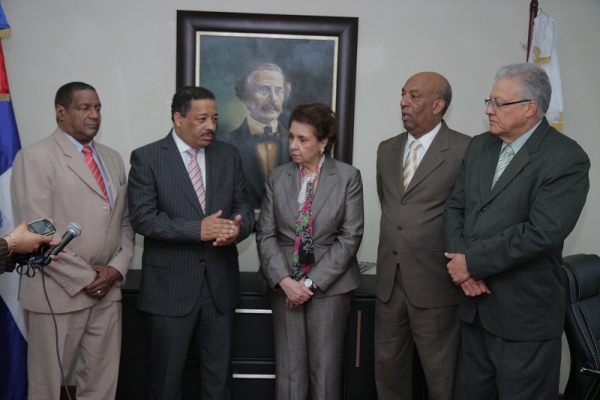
[201,210,241,247]
[445,252,491,298]
[279,276,313,308]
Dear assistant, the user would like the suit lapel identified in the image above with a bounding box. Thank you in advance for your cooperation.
[390,133,407,195]
[283,157,338,220]
[482,120,548,204]
[95,146,117,204]
[54,130,107,202]
[204,140,221,215]
[283,162,300,218]
[161,133,204,216]
[405,125,449,194]
[311,156,338,219]
[487,147,531,200]
[479,137,501,201]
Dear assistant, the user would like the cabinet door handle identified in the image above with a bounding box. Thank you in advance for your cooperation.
[235,309,272,314]
[232,374,276,379]
[355,310,362,368]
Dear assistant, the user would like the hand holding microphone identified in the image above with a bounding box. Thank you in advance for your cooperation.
[43,222,82,266]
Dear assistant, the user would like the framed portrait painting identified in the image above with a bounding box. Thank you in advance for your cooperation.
[176,11,358,212]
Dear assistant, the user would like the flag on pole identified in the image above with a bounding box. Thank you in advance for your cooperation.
[521,9,564,131]
[0,3,28,399]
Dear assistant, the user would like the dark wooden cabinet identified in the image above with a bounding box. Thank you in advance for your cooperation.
[117,270,428,399]
[344,294,377,399]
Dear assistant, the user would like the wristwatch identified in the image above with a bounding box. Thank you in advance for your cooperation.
[304,277,317,290]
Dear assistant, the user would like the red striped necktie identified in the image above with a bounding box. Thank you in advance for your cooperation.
[186,148,206,213]
[82,145,110,204]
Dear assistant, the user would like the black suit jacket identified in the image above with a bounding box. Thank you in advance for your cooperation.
[128,132,254,316]
[444,118,590,341]
[220,118,291,210]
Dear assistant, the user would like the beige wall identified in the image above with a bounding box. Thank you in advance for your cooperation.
[3,0,599,392]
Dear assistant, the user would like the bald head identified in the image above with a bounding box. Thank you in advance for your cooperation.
[400,72,452,138]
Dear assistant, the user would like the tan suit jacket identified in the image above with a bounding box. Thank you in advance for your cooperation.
[376,121,471,308]
[11,128,134,313]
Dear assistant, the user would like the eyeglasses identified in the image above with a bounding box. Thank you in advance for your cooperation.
[484,99,531,109]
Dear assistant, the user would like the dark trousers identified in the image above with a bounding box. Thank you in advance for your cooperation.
[459,314,561,400]
[147,274,235,400]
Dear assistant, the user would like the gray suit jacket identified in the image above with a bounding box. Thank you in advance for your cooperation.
[128,133,254,316]
[256,156,364,296]
[376,121,471,308]
[11,128,134,313]
[444,118,590,341]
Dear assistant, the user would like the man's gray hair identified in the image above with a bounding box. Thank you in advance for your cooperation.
[495,63,551,118]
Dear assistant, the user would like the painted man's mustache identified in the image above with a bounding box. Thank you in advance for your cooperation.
[261,103,281,113]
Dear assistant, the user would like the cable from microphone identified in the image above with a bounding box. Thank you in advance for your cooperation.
[43,222,82,266]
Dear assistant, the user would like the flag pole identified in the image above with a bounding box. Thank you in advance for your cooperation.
[526,0,539,62]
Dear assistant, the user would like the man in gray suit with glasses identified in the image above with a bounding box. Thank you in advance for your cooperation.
[444,63,590,399]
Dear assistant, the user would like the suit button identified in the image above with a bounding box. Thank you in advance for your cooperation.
[392,250,398,255]
[103,206,109,212]
[481,207,487,212]
[471,235,477,242]
[401,200,407,206]
[397,225,402,231]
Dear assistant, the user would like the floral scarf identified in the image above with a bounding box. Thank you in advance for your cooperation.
[292,156,325,281]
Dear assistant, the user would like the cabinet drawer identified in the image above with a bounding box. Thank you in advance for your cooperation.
[231,361,276,400]
[232,296,275,359]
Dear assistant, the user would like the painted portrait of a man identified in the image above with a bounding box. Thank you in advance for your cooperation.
[196,32,337,213]
[220,63,292,210]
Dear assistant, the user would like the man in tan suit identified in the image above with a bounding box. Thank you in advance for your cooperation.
[11,82,134,400]
[375,72,471,399]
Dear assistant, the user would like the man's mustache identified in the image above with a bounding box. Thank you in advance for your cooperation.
[261,102,281,113]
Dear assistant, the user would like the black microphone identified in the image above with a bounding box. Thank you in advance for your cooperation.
[43,222,82,266]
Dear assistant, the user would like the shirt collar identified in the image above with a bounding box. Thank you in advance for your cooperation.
[247,114,279,135]
[407,121,442,152]
[62,130,94,153]
[502,119,542,154]
[172,129,205,155]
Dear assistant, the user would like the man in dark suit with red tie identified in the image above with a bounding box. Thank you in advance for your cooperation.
[128,86,254,400]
